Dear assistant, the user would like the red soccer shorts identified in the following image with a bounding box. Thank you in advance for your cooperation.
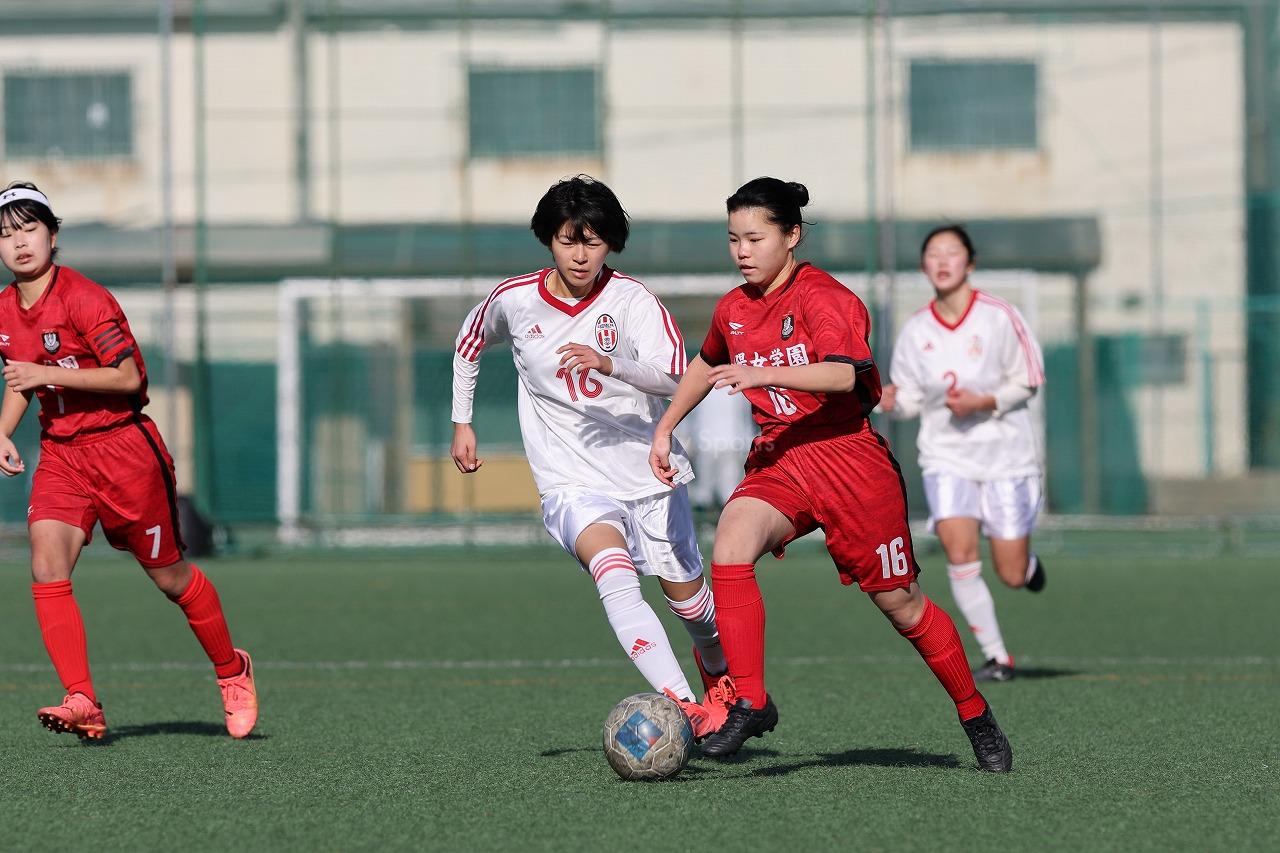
[727,428,920,592]
[28,416,186,568]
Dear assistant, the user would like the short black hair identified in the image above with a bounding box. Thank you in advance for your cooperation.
[1,180,61,260]
[726,177,810,238]
[0,180,61,235]
[530,175,629,252]
[921,224,976,263]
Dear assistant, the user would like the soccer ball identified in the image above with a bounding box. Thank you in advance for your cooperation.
[601,692,693,781]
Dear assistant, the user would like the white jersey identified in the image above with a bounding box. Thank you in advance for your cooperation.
[452,266,694,499]
[888,289,1045,481]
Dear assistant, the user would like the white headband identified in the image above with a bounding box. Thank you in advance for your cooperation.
[0,187,53,212]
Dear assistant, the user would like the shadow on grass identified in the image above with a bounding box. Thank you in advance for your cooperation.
[747,746,962,776]
[992,666,1081,681]
[100,721,268,744]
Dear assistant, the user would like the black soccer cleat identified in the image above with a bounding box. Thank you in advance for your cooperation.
[973,658,1015,683]
[1026,555,1046,592]
[700,695,779,758]
[961,704,1013,772]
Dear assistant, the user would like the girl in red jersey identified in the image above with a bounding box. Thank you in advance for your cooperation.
[649,177,1013,770]
[0,182,257,740]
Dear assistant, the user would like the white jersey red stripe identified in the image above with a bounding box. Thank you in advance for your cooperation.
[888,287,1045,481]
[452,266,693,499]
[456,271,540,362]
[614,271,686,375]
[975,291,1045,385]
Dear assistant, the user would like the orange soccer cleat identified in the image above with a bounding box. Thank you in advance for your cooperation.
[217,649,258,739]
[37,692,107,740]
[664,675,737,741]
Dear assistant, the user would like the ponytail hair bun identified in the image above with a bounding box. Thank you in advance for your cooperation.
[726,176,810,236]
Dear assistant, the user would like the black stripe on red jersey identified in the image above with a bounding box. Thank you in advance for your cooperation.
[869,428,922,576]
[696,347,727,367]
[820,355,876,371]
[823,356,880,416]
[130,415,186,555]
[105,345,135,368]
[96,335,127,353]
[94,325,121,344]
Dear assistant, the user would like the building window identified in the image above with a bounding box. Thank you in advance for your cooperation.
[468,67,600,158]
[908,60,1038,152]
[3,71,134,160]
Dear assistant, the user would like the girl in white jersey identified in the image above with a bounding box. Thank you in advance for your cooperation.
[880,225,1047,683]
[450,176,731,736]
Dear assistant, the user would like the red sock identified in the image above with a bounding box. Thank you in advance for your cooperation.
[32,580,96,702]
[710,562,767,707]
[899,597,987,721]
[174,566,241,678]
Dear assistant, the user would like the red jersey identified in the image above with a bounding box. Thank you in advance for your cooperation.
[699,262,882,462]
[0,266,148,438]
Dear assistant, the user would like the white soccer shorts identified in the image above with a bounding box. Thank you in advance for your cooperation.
[540,485,704,582]
[923,471,1043,540]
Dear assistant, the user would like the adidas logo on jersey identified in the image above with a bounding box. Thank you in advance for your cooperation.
[524,324,546,339]
[923,341,935,352]
[629,637,656,660]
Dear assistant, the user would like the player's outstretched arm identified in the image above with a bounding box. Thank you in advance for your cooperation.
[0,384,31,476]
[650,356,715,486]
[558,342,679,397]
[708,360,857,395]
[4,357,141,395]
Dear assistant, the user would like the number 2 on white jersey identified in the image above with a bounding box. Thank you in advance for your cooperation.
[876,536,909,579]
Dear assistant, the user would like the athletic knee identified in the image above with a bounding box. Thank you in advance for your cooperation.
[871,585,927,631]
[942,544,981,565]
[30,545,74,583]
[148,561,192,598]
[30,562,72,584]
[991,558,1026,588]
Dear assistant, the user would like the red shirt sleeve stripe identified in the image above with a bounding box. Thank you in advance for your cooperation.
[457,272,539,362]
[624,274,686,376]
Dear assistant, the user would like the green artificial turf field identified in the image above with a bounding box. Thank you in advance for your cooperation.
[0,545,1276,851]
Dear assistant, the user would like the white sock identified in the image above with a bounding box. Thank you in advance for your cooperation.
[590,548,695,700]
[947,561,1011,665]
[665,581,727,680]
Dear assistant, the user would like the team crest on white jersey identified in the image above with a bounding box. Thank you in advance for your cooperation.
[42,330,60,354]
[595,314,618,352]
[968,335,983,357]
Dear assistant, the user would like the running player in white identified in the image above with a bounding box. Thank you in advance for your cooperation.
[880,225,1047,683]
[450,175,732,732]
